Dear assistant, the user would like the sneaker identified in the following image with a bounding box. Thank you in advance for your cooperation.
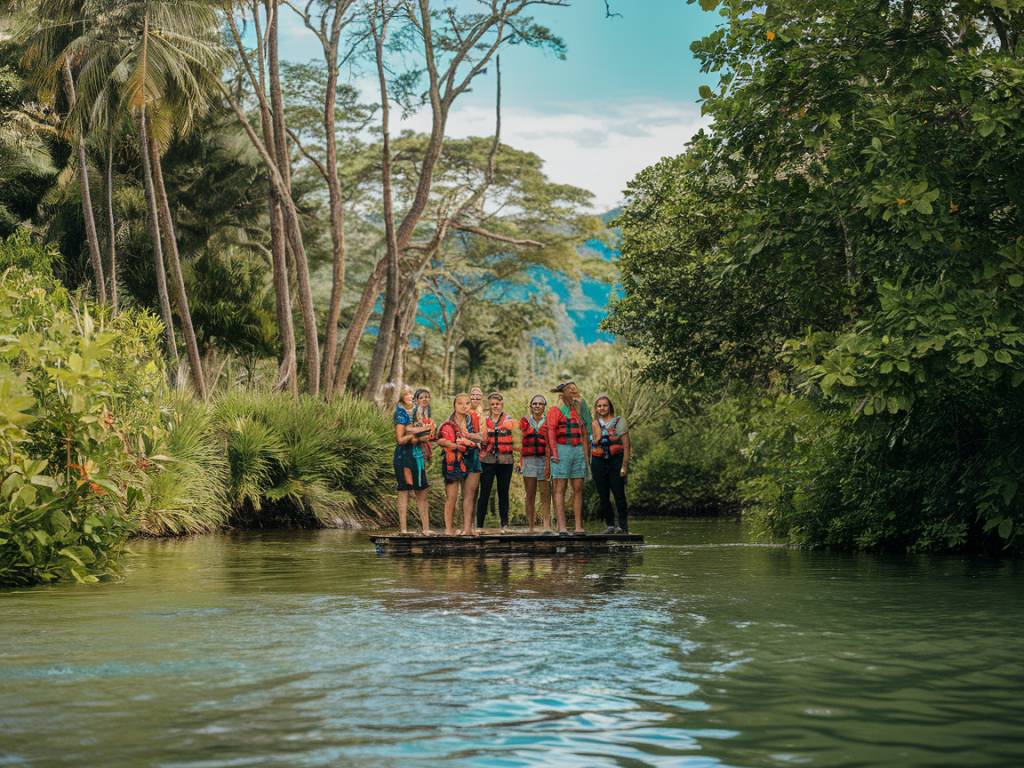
[601,526,617,535]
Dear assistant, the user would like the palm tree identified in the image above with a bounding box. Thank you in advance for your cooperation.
[69,0,228,398]
[15,0,107,302]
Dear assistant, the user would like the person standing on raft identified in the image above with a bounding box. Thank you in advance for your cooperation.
[477,392,517,532]
[519,394,552,533]
[591,394,631,533]
[436,393,484,535]
[393,385,432,535]
[546,380,589,534]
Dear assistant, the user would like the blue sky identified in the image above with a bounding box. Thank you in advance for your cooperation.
[280,0,720,210]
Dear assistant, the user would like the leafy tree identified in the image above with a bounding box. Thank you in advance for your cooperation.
[607,0,1024,550]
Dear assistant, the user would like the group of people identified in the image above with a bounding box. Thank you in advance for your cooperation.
[392,380,631,536]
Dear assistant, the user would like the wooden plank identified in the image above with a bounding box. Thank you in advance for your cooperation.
[370,531,644,556]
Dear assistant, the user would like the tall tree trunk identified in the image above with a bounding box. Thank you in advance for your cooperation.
[61,59,106,304]
[388,288,419,394]
[320,5,349,396]
[138,108,178,369]
[364,3,401,405]
[105,135,118,313]
[269,191,298,394]
[267,0,320,395]
[334,254,387,394]
[148,131,208,399]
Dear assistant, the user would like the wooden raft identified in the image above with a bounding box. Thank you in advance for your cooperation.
[371,531,644,556]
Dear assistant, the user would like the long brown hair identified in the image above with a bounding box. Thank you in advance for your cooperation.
[594,393,616,417]
[445,393,471,433]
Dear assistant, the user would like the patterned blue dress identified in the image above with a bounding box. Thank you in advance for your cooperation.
[393,405,428,491]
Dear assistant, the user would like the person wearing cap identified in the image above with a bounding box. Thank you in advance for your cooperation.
[546,380,589,534]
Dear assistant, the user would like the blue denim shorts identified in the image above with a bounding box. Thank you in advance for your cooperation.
[521,456,548,479]
[550,442,585,479]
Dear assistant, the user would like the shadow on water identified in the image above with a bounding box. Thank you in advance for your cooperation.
[1,519,1023,767]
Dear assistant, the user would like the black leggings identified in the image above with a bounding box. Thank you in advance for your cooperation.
[592,454,629,531]
[477,462,514,527]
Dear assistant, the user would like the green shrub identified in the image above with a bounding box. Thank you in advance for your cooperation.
[742,394,1024,553]
[628,395,753,515]
[0,234,167,584]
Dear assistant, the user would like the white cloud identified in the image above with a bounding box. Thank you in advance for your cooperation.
[395,102,707,212]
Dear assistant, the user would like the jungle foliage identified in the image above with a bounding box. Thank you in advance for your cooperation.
[606,0,1024,551]
[0,234,396,586]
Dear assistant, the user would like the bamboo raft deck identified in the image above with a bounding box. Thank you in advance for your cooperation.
[371,530,644,556]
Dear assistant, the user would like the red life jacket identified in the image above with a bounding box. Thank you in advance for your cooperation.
[439,420,467,478]
[591,417,624,458]
[484,413,515,455]
[555,403,583,446]
[520,417,547,457]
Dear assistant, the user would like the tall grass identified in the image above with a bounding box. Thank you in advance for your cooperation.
[135,396,231,536]
[213,391,395,529]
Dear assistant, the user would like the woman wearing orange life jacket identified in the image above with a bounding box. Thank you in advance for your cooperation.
[546,380,589,535]
[518,394,552,533]
[591,394,631,533]
[476,392,517,531]
[435,393,485,535]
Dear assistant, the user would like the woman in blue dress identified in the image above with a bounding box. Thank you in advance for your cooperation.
[394,385,431,534]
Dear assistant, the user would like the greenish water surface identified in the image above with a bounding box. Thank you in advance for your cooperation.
[2,519,1023,767]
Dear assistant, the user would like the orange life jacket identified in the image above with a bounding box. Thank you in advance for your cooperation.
[520,417,547,457]
[484,413,515,455]
[439,420,467,478]
[591,416,624,458]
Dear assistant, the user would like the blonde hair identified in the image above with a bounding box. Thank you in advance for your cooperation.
[395,385,414,408]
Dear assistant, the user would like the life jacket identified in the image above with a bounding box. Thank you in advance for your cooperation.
[484,413,515,455]
[520,416,547,457]
[591,416,624,458]
[412,406,435,461]
[555,403,583,446]
[439,420,467,478]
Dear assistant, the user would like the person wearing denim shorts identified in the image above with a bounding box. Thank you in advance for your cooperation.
[518,394,552,532]
[546,381,589,534]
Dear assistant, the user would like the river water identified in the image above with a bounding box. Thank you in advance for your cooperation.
[2,519,1023,767]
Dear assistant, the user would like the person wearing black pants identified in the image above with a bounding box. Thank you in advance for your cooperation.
[476,393,518,531]
[590,395,631,533]
[477,462,515,528]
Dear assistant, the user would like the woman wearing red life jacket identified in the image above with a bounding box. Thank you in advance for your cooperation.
[476,392,517,531]
[591,394,631,533]
[436,393,485,535]
[518,394,552,533]
[546,380,589,535]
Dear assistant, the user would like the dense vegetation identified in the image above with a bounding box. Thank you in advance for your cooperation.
[0,234,397,585]
[607,0,1024,552]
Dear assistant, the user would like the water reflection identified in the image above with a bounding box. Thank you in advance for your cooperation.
[381,552,645,610]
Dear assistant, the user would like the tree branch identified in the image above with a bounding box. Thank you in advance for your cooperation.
[449,222,544,247]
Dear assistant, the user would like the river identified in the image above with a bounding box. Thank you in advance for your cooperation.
[2,519,1023,767]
